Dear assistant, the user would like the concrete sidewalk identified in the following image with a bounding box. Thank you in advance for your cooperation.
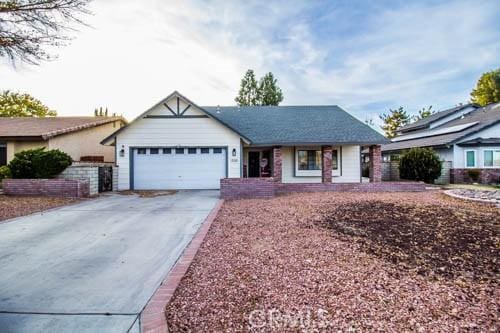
[0,190,219,332]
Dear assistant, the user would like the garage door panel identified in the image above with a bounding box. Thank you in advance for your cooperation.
[133,148,226,190]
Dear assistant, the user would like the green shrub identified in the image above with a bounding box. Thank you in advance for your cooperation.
[0,165,11,179]
[8,148,72,179]
[399,148,442,184]
[467,169,481,182]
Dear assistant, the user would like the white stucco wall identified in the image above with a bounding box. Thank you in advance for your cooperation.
[114,97,242,190]
[281,145,361,183]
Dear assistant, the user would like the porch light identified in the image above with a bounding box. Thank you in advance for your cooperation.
[119,145,125,157]
[232,148,237,157]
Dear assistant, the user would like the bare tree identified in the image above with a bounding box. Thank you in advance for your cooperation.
[0,0,91,65]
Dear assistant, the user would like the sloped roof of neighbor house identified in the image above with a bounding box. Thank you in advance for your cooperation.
[203,105,388,145]
[0,117,125,140]
[382,102,500,152]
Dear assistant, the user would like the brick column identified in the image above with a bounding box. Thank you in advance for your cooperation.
[272,146,282,183]
[321,146,332,183]
[369,145,382,182]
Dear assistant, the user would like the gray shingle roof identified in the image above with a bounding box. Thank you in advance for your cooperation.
[203,105,388,145]
[382,102,500,152]
[398,103,479,132]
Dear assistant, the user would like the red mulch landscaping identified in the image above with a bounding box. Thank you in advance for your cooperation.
[165,192,499,332]
[0,195,79,222]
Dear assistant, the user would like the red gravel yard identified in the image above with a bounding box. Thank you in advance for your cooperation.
[0,195,78,222]
[165,192,499,332]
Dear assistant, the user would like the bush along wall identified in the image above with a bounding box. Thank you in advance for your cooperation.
[8,148,72,179]
[399,147,442,184]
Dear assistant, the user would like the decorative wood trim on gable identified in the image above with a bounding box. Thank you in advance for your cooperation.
[151,96,202,118]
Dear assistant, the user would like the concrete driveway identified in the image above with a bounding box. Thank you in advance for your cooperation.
[0,190,220,333]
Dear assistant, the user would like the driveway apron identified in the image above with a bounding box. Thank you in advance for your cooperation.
[0,190,219,332]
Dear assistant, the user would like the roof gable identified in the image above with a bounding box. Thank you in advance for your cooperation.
[102,91,388,146]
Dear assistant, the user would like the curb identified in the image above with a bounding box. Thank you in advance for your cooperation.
[443,190,499,207]
[140,199,224,332]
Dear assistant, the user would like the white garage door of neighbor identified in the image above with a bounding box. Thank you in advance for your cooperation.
[133,147,227,190]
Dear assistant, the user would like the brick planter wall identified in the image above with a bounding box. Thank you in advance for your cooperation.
[220,178,276,199]
[3,179,90,198]
[451,168,500,184]
[220,178,426,199]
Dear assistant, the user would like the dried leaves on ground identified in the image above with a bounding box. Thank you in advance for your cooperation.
[165,192,499,332]
[0,195,78,222]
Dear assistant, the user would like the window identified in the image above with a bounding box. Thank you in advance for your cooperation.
[298,150,321,170]
[175,148,184,154]
[137,148,146,154]
[163,148,171,154]
[150,148,159,154]
[188,148,197,154]
[332,150,338,170]
[465,150,476,167]
[213,148,222,154]
[201,148,209,154]
[484,150,500,167]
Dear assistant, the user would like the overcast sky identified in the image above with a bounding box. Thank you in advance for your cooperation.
[1,0,499,124]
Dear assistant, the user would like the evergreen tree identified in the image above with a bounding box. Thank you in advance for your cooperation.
[235,70,259,106]
[379,107,411,139]
[258,72,283,106]
[470,68,500,106]
[415,105,434,120]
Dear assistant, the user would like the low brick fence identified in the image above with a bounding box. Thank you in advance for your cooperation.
[3,179,90,198]
[220,178,276,199]
[451,168,500,185]
[220,178,427,199]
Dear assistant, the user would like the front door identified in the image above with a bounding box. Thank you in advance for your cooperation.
[248,151,260,177]
[0,143,6,166]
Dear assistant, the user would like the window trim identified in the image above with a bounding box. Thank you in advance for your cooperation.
[464,150,476,168]
[483,149,500,168]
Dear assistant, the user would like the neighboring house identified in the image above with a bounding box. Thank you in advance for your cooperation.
[0,117,126,166]
[382,102,500,184]
[101,91,387,190]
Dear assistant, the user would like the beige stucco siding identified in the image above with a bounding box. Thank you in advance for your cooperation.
[5,121,120,163]
[282,145,361,183]
[6,141,48,162]
[48,121,119,163]
[115,103,242,190]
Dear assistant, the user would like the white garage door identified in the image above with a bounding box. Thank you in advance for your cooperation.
[133,147,226,190]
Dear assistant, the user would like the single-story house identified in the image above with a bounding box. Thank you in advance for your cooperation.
[102,91,388,191]
[381,102,500,184]
[0,116,126,166]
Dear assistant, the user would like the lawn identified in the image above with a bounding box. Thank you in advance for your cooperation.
[165,192,499,332]
[0,195,79,222]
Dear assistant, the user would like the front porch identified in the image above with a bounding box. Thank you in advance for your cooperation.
[219,145,427,200]
[241,145,382,184]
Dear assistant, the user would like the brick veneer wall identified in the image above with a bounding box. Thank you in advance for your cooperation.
[451,168,500,184]
[220,178,276,199]
[321,146,332,183]
[369,145,382,182]
[220,178,426,199]
[3,179,90,198]
[272,147,282,182]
